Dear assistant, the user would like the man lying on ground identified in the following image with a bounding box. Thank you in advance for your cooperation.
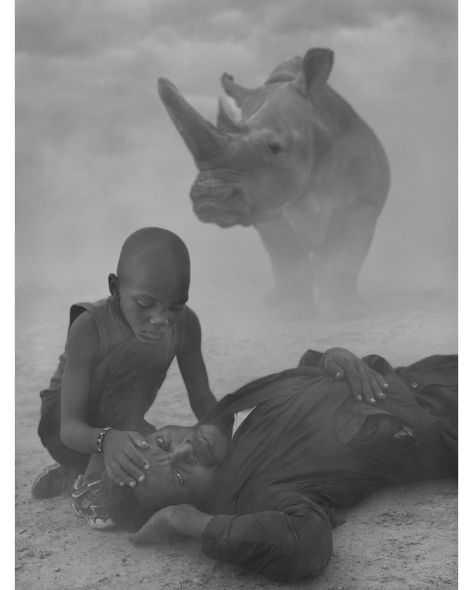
[102,348,457,583]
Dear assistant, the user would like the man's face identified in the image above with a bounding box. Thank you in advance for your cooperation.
[117,265,189,344]
[134,424,230,510]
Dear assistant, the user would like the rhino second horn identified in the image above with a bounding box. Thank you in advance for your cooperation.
[219,95,243,124]
[217,96,247,132]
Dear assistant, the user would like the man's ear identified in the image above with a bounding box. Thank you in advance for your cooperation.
[108,273,119,296]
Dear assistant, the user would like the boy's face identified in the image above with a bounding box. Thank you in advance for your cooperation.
[114,264,189,343]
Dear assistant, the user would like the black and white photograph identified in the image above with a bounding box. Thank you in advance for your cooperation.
[15,1,459,588]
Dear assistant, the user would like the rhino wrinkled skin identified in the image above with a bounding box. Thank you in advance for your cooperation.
[158,48,390,319]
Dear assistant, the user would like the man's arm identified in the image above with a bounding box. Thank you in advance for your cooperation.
[130,493,333,583]
[177,309,217,420]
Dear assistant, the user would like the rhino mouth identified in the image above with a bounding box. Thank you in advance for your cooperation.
[191,179,253,227]
[193,200,251,228]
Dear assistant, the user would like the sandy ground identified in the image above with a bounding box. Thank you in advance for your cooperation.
[15,279,457,590]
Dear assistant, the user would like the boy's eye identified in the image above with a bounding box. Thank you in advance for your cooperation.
[136,299,154,309]
[169,304,185,313]
[175,471,184,486]
[156,436,168,450]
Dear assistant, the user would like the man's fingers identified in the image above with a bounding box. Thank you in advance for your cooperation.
[358,372,377,404]
[323,356,344,379]
[368,379,384,401]
[375,373,389,395]
[366,378,383,404]
[362,368,391,402]
[346,371,363,402]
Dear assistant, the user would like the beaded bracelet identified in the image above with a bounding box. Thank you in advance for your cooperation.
[96,426,113,454]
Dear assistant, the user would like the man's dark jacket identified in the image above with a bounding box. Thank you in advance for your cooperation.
[200,352,457,582]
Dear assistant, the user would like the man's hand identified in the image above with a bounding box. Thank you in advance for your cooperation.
[129,504,212,545]
[322,347,389,404]
[102,430,150,488]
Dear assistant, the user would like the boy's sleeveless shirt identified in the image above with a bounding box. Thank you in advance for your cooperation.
[46,295,186,411]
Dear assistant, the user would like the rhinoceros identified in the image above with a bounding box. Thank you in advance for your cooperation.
[158,48,390,319]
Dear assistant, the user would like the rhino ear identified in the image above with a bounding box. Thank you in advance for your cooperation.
[293,48,334,96]
[221,73,253,108]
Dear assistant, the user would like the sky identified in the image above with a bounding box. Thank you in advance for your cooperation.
[16,0,457,305]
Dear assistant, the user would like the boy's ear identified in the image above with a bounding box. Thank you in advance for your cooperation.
[108,273,119,296]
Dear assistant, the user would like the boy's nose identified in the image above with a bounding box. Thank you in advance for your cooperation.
[149,314,170,328]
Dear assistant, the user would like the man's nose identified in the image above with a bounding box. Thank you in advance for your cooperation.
[170,440,195,464]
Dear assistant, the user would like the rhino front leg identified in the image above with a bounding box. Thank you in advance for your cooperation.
[316,204,380,319]
[254,217,315,317]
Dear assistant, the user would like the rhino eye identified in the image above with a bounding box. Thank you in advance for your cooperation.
[268,142,282,155]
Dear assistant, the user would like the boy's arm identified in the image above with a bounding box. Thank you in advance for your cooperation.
[177,308,217,420]
[60,312,103,454]
[60,312,150,487]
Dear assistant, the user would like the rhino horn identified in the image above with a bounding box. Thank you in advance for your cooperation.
[158,77,229,163]
[293,48,334,96]
[220,72,253,108]
[217,95,249,133]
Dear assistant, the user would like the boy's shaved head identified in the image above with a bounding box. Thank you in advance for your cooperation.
[117,227,190,289]
[111,228,191,343]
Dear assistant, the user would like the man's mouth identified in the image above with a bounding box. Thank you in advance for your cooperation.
[194,428,215,466]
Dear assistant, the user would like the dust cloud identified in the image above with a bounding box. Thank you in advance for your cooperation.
[16,0,457,346]
[15,5,458,587]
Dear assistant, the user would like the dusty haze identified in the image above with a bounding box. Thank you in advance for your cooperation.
[16,0,457,312]
[15,2,457,589]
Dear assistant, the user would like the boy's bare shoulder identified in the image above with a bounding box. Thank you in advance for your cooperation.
[178,306,202,350]
[65,310,100,363]
[183,305,199,322]
[182,305,202,331]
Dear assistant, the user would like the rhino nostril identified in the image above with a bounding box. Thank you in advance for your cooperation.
[228,187,242,200]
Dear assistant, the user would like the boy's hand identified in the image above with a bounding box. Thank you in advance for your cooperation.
[102,430,150,487]
[322,347,389,404]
